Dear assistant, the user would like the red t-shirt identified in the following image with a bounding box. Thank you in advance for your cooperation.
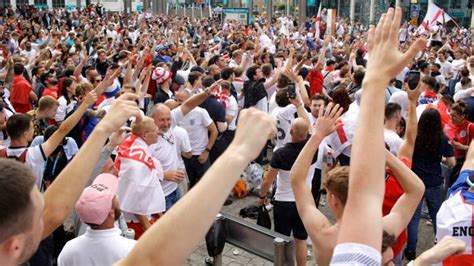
[11,75,33,113]
[383,157,411,256]
[449,120,474,158]
[308,68,323,96]
[42,87,59,99]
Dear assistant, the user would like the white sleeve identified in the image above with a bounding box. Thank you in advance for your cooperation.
[171,107,184,128]
[201,109,213,127]
[178,129,192,153]
[226,97,238,117]
[27,145,46,165]
[55,102,67,122]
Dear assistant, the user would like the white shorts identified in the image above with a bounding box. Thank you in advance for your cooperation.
[330,243,381,265]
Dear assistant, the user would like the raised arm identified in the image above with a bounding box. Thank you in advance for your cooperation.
[335,7,426,252]
[290,103,342,243]
[41,91,97,158]
[397,82,423,161]
[383,150,425,237]
[73,54,89,81]
[179,82,218,116]
[42,93,142,239]
[117,108,276,266]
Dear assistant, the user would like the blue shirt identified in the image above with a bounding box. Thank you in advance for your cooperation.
[448,170,474,204]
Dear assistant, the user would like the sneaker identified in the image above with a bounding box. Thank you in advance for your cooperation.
[204,256,213,265]
[404,249,416,261]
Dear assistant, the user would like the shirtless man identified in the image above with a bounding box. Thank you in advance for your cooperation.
[290,102,425,265]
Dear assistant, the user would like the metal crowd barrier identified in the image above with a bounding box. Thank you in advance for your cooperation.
[206,211,295,266]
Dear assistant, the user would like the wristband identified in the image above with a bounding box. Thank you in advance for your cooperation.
[258,195,266,199]
[205,147,211,152]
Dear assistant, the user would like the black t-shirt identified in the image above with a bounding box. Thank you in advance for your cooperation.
[200,96,226,123]
[154,88,174,104]
[271,140,317,171]
[243,78,267,108]
[412,135,454,188]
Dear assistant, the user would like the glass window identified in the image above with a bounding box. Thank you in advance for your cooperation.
[52,0,65,8]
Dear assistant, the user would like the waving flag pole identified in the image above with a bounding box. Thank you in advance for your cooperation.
[315,2,322,39]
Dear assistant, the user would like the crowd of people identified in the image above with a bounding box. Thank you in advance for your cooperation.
[0,3,473,266]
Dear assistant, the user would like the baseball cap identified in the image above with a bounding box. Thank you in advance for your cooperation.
[152,67,173,84]
[190,65,205,74]
[172,73,185,86]
[75,173,119,225]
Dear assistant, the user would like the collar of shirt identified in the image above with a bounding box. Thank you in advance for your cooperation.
[84,227,122,239]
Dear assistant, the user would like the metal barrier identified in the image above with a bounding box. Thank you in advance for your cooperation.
[206,211,295,266]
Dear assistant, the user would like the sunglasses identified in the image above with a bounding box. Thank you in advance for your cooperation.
[94,79,102,83]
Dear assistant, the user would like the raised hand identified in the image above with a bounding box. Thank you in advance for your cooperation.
[313,102,343,138]
[83,90,98,106]
[97,93,142,134]
[228,108,276,162]
[366,8,426,84]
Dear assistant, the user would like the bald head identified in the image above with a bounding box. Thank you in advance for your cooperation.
[164,99,179,110]
[152,103,173,133]
[175,89,191,105]
[290,117,309,142]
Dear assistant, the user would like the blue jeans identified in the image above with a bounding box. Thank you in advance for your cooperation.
[165,188,180,210]
[406,184,443,252]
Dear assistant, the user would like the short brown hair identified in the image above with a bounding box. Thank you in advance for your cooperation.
[323,166,349,205]
[38,96,59,111]
[0,160,35,241]
[75,83,93,97]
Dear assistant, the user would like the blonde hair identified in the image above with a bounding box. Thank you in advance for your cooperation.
[323,166,349,205]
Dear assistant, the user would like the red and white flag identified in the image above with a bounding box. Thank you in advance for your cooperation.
[418,3,452,32]
[315,3,322,39]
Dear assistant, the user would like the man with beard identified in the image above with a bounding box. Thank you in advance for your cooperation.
[57,173,136,266]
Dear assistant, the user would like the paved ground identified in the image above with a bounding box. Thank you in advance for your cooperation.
[184,192,435,265]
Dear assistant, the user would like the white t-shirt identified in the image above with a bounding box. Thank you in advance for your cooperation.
[178,107,213,155]
[0,109,13,146]
[173,126,192,168]
[226,95,238,131]
[148,123,189,197]
[384,128,403,155]
[271,105,310,150]
[5,145,46,190]
[272,105,296,150]
[55,96,76,122]
[275,167,314,202]
[439,61,454,78]
[58,228,136,266]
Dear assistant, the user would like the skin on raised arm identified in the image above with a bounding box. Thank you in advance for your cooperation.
[397,82,423,162]
[383,150,425,238]
[336,7,426,250]
[41,93,142,239]
[117,108,277,266]
[40,91,97,158]
[290,103,343,244]
[179,81,219,116]
[413,236,465,266]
